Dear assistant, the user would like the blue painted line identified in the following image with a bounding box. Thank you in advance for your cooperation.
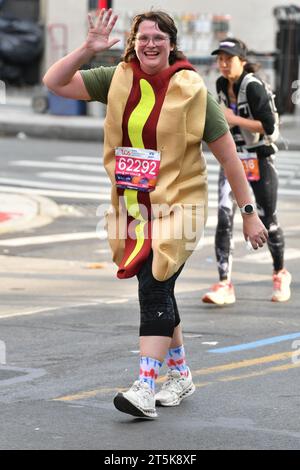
[209,332,300,354]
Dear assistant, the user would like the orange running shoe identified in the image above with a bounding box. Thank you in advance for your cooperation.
[272,269,292,302]
[202,281,236,305]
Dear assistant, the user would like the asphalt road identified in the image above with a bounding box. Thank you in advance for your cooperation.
[0,137,300,451]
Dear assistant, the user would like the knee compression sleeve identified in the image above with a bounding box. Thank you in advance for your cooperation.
[137,256,183,338]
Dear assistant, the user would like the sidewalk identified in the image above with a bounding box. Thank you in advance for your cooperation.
[0,89,104,142]
[0,192,60,235]
[1,86,300,147]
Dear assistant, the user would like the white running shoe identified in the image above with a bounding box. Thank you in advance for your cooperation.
[202,281,236,305]
[272,269,292,302]
[113,381,158,419]
[155,368,195,407]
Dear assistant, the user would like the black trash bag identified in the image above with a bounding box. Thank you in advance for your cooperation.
[0,58,22,83]
[0,18,44,64]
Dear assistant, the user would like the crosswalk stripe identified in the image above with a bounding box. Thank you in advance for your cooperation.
[38,172,110,185]
[0,185,108,200]
[0,177,102,193]
[207,163,298,174]
[0,231,107,247]
[277,188,300,196]
[57,156,102,164]
[11,160,106,174]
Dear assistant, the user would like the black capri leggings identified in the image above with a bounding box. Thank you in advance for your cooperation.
[137,252,184,338]
[216,156,285,281]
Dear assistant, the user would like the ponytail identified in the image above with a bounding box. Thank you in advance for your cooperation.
[243,62,260,74]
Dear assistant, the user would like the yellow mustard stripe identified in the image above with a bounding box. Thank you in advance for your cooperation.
[123,189,147,268]
[122,80,155,267]
[128,79,155,148]
[124,189,144,221]
[53,351,296,402]
[124,220,147,268]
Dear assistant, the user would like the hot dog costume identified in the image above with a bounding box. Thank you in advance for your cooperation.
[103,59,208,281]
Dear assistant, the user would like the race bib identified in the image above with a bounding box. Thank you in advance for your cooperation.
[238,152,260,182]
[115,147,161,192]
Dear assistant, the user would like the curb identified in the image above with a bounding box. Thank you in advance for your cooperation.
[0,193,60,235]
[0,112,104,142]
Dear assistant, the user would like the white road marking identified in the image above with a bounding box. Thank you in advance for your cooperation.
[10,160,106,173]
[0,300,110,320]
[0,185,105,200]
[57,156,102,164]
[38,172,110,185]
[278,188,300,196]
[202,342,219,346]
[285,225,300,233]
[0,305,69,320]
[276,163,300,170]
[207,163,296,177]
[197,234,245,250]
[205,150,300,160]
[0,177,102,193]
[236,248,300,264]
[0,231,107,247]
[206,215,242,228]
[183,334,203,338]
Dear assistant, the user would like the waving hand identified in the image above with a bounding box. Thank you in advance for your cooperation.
[86,8,120,53]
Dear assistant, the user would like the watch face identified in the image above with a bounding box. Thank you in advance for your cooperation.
[245,204,254,213]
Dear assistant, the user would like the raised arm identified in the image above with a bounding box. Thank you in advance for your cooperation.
[223,107,264,133]
[43,9,119,100]
[207,131,268,249]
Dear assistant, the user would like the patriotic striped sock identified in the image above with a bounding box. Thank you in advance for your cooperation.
[139,356,162,392]
[166,345,189,377]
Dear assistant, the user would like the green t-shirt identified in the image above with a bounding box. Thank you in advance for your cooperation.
[81,66,228,143]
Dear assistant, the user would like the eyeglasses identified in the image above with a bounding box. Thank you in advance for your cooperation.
[135,35,170,46]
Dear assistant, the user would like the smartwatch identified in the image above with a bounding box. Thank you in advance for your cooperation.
[240,203,256,215]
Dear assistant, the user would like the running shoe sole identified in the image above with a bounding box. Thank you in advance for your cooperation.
[156,382,196,407]
[113,393,158,419]
[202,294,236,305]
[271,291,291,302]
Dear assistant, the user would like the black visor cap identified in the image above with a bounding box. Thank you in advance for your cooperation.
[211,40,247,59]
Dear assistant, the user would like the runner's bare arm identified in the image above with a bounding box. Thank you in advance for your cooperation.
[223,107,264,133]
[208,131,268,249]
[43,9,119,100]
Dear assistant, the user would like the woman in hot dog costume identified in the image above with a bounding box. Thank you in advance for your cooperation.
[44,9,267,419]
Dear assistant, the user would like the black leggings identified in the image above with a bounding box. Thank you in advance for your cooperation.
[216,156,285,281]
[137,252,184,338]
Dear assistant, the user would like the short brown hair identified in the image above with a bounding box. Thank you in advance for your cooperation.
[122,11,185,64]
